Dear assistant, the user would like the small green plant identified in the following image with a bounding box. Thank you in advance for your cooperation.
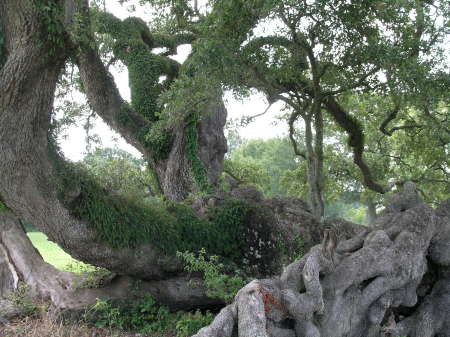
[7,283,37,317]
[176,310,214,337]
[85,293,177,332]
[177,249,246,303]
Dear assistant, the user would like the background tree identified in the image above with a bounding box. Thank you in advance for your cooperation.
[168,0,449,218]
[224,137,298,196]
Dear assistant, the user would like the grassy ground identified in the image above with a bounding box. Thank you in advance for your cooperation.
[0,313,160,337]
[2,233,177,336]
[27,232,92,272]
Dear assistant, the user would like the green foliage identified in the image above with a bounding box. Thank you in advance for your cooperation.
[177,249,246,303]
[226,138,299,196]
[86,294,174,331]
[144,120,174,160]
[34,0,65,55]
[86,294,212,336]
[175,310,214,337]
[83,148,160,199]
[223,157,269,191]
[51,145,276,267]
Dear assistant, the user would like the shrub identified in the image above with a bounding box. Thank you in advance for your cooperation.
[177,249,246,303]
[85,294,213,336]
[176,310,214,337]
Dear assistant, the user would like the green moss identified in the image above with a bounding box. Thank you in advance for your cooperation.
[145,120,174,159]
[52,156,275,270]
[95,11,166,123]
[94,11,180,160]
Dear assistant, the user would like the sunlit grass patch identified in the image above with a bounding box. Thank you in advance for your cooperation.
[27,232,94,272]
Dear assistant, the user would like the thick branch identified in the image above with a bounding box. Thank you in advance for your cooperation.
[76,47,151,156]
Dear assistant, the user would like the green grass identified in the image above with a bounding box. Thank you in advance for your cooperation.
[27,232,92,272]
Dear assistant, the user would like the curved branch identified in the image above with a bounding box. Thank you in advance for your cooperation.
[379,95,402,136]
[74,3,154,159]
[241,35,295,53]
[324,97,388,194]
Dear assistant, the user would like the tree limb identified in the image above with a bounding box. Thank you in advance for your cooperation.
[324,96,389,194]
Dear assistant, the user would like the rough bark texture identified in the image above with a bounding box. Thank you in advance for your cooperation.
[194,185,450,337]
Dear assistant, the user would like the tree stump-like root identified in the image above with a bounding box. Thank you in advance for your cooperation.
[195,186,450,337]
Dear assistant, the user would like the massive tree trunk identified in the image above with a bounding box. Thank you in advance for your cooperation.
[0,1,314,315]
[2,4,449,335]
[194,185,450,337]
[0,0,224,286]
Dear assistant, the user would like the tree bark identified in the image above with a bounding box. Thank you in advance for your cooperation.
[194,187,450,337]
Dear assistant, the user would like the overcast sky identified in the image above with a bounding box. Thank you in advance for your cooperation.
[59,1,287,161]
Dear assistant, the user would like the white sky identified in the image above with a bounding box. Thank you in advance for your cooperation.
[60,1,286,161]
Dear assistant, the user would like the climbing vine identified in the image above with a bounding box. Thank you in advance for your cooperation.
[49,150,277,271]
[186,119,210,193]
[34,0,65,55]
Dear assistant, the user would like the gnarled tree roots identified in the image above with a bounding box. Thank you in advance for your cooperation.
[195,187,450,337]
